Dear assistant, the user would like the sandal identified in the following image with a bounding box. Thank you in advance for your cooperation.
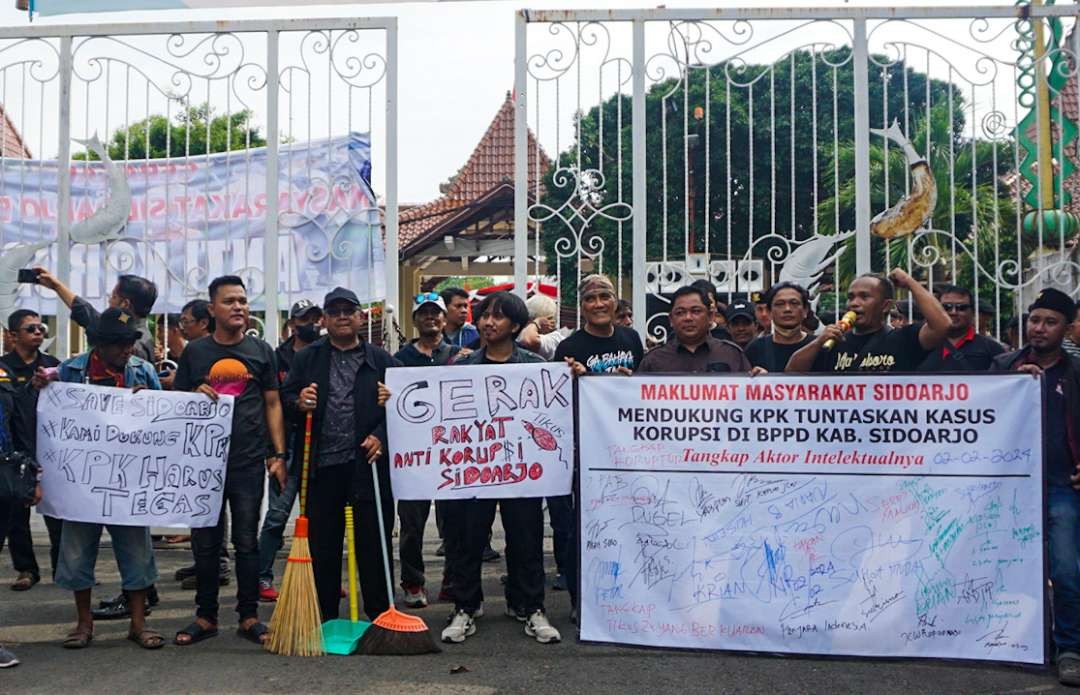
[10,572,38,592]
[62,628,93,649]
[128,629,165,650]
[237,620,268,645]
[174,620,218,646]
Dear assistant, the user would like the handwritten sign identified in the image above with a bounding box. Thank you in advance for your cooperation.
[386,363,574,500]
[578,374,1044,664]
[36,383,234,528]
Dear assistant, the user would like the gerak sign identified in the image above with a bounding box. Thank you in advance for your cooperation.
[385,363,574,501]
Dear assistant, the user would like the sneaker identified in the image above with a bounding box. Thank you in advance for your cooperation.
[473,603,484,619]
[174,564,196,581]
[258,580,278,603]
[435,541,445,557]
[552,573,567,591]
[482,544,501,563]
[504,604,527,622]
[1060,653,1080,686]
[438,575,454,602]
[441,610,476,644]
[0,646,18,668]
[403,584,428,609]
[524,609,561,644]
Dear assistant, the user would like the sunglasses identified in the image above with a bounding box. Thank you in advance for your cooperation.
[415,292,441,304]
[22,324,46,335]
[325,305,358,317]
[942,303,972,312]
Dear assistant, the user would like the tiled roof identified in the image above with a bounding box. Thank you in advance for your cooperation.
[0,104,31,158]
[399,91,551,257]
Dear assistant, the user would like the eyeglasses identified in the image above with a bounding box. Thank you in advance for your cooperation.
[942,303,972,312]
[415,292,440,304]
[326,305,358,317]
[22,324,46,334]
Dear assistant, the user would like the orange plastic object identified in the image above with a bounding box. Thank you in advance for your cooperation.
[372,606,429,633]
[294,516,309,539]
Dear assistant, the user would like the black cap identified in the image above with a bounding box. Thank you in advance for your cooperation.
[726,301,755,322]
[1029,288,1077,321]
[290,299,321,319]
[88,308,142,346]
[323,287,361,308]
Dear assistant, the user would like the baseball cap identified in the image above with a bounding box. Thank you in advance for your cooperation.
[323,287,361,308]
[413,291,447,314]
[726,301,755,322]
[290,299,322,319]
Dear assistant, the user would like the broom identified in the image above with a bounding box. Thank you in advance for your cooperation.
[266,412,324,656]
[357,457,440,655]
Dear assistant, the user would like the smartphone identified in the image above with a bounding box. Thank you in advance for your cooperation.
[17,268,40,284]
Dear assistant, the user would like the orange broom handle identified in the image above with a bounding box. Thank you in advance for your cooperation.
[299,412,313,517]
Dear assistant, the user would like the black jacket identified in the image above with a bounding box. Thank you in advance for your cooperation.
[992,346,1080,476]
[280,337,401,501]
[0,378,31,456]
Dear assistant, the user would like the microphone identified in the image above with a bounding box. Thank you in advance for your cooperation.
[823,311,857,350]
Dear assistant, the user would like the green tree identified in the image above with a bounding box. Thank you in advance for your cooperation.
[541,49,964,302]
[433,276,495,292]
[73,104,265,160]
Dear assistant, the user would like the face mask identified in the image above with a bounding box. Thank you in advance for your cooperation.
[295,323,320,343]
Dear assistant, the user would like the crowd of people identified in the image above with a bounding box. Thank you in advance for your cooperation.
[0,266,1077,685]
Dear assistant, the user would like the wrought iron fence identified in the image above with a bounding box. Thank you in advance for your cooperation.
[514,6,1080,343]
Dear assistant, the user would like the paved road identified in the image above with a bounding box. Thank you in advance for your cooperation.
[0,518,1071,694]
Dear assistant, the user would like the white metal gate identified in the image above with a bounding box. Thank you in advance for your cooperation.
[514,6,1080,341]
[0,17,397,355]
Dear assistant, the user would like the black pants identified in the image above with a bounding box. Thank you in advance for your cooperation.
[308,463,393,621]
[0,501,39,579]
[192,470,263,622]
[443,497,545,615]
[547,494,573,575]
[398,499,431,589]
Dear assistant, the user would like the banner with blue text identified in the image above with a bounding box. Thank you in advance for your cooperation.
[578,373,1045,664]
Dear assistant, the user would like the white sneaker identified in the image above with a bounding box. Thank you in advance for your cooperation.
[473,603,484,619]
[0,646,18,668]
[441,610,476,644]
[524,610,561,644]
[505,604,526,622]
[403,585,428,608]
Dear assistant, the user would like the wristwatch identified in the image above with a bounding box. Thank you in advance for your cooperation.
[268,453,287,462]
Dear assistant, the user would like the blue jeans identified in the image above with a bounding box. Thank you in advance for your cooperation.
[1049,485,1080,654]
[257,472,299,584]
[55,520,158,592]
[192,470,263,622]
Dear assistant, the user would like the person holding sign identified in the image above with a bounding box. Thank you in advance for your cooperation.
[991,288,1080,686]
[392,292,461,609]
[172,276,287,647]
[44,308,164,650]
[280,287,400,624]
[638,285,750,374]
[554,273,644,620]
[786,269,949,373]
[439,291,561,645]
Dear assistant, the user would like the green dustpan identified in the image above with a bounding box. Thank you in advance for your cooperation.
[323,505,369,655]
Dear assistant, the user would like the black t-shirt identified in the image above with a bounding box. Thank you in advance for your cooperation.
[918,333,1005,372]
[744,334,814,373]
[174,334,279,471]
[0,350,60,384]
[553,326,644,373]
[812,323,930,372]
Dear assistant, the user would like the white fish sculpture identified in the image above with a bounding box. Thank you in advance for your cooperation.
[0,241,49,329]
[70,133,131,244]
[778,230,855,296]
[869,120,937,240]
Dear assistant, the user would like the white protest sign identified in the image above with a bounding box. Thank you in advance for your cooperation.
[578,374,1044,664]
[386,363,574,500]
[36,383,234,528]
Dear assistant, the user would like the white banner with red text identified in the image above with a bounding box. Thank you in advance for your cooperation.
[578,373,1044,664]
[385,362,574,500]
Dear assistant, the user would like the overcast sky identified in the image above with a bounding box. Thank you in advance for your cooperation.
[0,0,1032,204]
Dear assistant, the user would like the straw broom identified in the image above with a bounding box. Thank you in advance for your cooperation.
[357,458,440,655]
[266,412,324,656]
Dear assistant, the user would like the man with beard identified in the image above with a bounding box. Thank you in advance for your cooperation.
[744,282,814,373]
[786,269,949,373]
[919,284,1004,371]
[991,289,1080,685]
